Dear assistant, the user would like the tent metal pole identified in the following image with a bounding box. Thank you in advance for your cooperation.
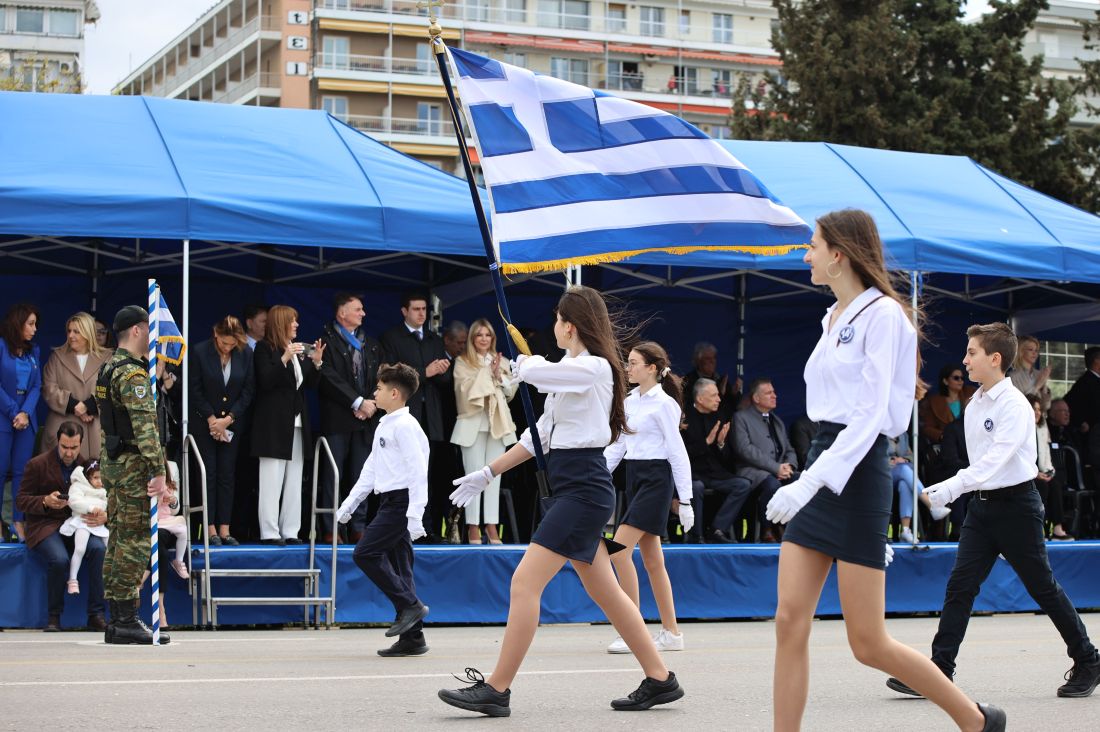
[910,270,920,545]
[91,244,99,314]
[182,239,190,442]
[738,273,746,382]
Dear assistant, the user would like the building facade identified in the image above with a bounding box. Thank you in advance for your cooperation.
[0,0,99,92]
[114,0,780,172]
[1024,0,1100,127]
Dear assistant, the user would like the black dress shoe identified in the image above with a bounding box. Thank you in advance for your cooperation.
[611,671,685,710]
[378,634,429,657]
[87,614,108,632]
[284,538,303,545]
[1058,657,1100,697]
[978,703,1006,732]
[708,529,733,544]
[44,614,61,632]
[261,538,286,546]
[438,668,511,717]
[387,602,429,637]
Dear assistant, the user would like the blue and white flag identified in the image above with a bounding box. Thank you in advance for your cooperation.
[447,48,812,273]
[152,290,186,365]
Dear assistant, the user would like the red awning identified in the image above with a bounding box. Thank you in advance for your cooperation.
[680,50,781,66]
[464,31,605,55]
[606,43,678,57]
[641,100,731,117]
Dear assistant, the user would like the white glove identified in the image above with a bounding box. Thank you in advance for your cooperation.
[335,499,355,524]
[407,517,426,541]
[450,466,494,507]
[884,543,895,568]
[677,504,695,533]
[923,480,958,510]
[765,478,821,524]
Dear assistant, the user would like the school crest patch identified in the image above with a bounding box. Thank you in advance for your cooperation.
[838,325,855,344]
[984,418,994,432]
[379,437,386,448]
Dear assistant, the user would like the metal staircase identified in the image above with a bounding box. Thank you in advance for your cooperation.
[182,434,338,628]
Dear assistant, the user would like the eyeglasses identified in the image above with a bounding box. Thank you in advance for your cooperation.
[949,375,964,381]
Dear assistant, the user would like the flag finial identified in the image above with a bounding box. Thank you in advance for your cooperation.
[418,0,445,51]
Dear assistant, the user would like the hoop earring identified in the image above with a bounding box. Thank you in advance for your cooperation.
[826,261,843,280]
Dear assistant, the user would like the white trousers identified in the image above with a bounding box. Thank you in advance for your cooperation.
[460,430,507,526]
[258,427,304,540]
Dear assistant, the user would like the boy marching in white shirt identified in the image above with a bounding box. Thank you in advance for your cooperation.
[887,323,1100,700]
[337,363,431,657]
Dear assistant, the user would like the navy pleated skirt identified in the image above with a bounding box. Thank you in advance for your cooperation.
[531,447,623,564]
[620,459,675,538]
[782,421,892,569]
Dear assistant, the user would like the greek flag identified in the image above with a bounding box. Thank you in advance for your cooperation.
[448,48,811,273]
[153,291,186,365]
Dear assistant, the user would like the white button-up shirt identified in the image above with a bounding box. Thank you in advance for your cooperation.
[802,287,917,494]
[604,386,693,503]
[517,351,613,453]
[937,376,1038,497]
[345,406,430,520]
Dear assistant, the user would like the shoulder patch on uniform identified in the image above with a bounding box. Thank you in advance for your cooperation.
[134,385,147,399]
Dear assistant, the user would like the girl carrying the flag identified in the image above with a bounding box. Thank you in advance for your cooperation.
[763,209,1005,732]
[440,286,684,717]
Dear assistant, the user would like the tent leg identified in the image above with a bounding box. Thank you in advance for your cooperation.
[182,239,190,439]
[910,271,920,545]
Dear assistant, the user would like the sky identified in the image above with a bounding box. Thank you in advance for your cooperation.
[79,0,1051,95]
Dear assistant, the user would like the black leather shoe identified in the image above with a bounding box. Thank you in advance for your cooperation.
[978,703,1006,732]
[261,538,286,546]
[1058,658,1100,697]
[438,668,511,717]
[284,538,303,545]
[44,614,61,632]
[378,634,429,657]
[387,602,429,637]
[87,614,108,632]
[708,529,733,544]
[220,535,240,546]
[611,671,684,710]
[886,662,952,697]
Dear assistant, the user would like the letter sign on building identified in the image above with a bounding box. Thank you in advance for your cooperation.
[287,36,308,51]
[287,10,308,24]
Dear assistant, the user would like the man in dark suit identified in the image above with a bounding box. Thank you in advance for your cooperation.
[16,421,104,631]
[318,293,382,542]
[682,341,742,420]
[380,292,453,542]
[733,378,798,542]
[682,378,753,543]
[1064,347,1100,435]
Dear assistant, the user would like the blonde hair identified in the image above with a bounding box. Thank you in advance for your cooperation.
[264,305,298,351]
[213,315,248,352]
[1012,334,1039,372]
[66,312,105,357]
[462,318,497,368]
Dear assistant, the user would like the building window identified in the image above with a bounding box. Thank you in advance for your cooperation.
[1041,341,1093,399]
[679,9,690,37]
[608,60,640,91]
[550,56,589,85]
[503,52,527,67]
[639,6,664,37]
[538,0,588,31]
[322,36,349,70]
[416,42,432,73]
[606,3,625,32]
[16,7,45,33]
[503,0,526,23]
[50,9,80,36]
[713,68,733,96]
[713,13,732,44]
[322,96,349,120]
[418,101,442,135]
[467,0,491,22]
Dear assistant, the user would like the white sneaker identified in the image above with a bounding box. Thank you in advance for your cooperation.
[899,527,915,543]
[654,629,684,652]
[930,505,951,521]
[607,636,630,654]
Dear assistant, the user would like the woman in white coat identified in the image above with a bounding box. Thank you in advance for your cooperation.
[451,319,517,544]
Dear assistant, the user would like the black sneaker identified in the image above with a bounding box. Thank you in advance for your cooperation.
[978,703,1006,732]
[611,671,684,711]
[387,602,429,637]
[438,668,511,717]
[886,663,953,697]
[377,634,429,657]
[1057,658,1100,698]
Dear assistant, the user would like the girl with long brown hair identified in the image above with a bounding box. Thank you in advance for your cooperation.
[0,302,40,541]
[440,286,684,717]
[764,209,1005,731]
[603,340,693,655]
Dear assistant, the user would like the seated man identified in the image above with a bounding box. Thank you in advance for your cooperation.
[16,421,106,631]
[732,378,798,542]
[682,378,753,543]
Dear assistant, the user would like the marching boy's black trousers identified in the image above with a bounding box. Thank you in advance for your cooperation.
[353,489,422,637]
[931,483,1097,673]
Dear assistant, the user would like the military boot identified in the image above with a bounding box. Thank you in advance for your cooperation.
[105,599,171,645]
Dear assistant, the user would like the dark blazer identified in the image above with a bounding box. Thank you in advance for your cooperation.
[1064,371,1100,434]
[16,449,86,549]
[250,340,320,460]
[379,324,453,441]
[317,322,382,435]
[188,339,255,430]
[732,408,797,489]
[0,340,42,433]
[789,416,819,470]
[682,407,737,482]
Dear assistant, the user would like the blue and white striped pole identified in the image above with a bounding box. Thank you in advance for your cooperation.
[147,279,161,647]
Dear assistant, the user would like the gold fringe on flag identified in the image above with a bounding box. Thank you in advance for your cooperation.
[499,243,809,275]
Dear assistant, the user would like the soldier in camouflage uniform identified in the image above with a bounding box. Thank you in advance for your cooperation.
[96,306,171,645]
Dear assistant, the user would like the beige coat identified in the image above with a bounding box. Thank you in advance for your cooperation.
[451,354,518,447]
[39,344,111,460]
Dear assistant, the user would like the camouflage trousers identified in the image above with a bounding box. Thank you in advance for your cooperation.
[103,482,150,602]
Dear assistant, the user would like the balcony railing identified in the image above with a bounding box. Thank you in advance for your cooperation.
[212,72,280,104]
[315,52,433,75]
[340,113,457,139]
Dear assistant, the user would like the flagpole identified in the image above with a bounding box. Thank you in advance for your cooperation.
[147,279,162,647]
[424,4,550,488]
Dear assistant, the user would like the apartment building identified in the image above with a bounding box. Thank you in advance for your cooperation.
[114,0,780,173]
[0,1,99,92]
[1024,0,1100,126]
